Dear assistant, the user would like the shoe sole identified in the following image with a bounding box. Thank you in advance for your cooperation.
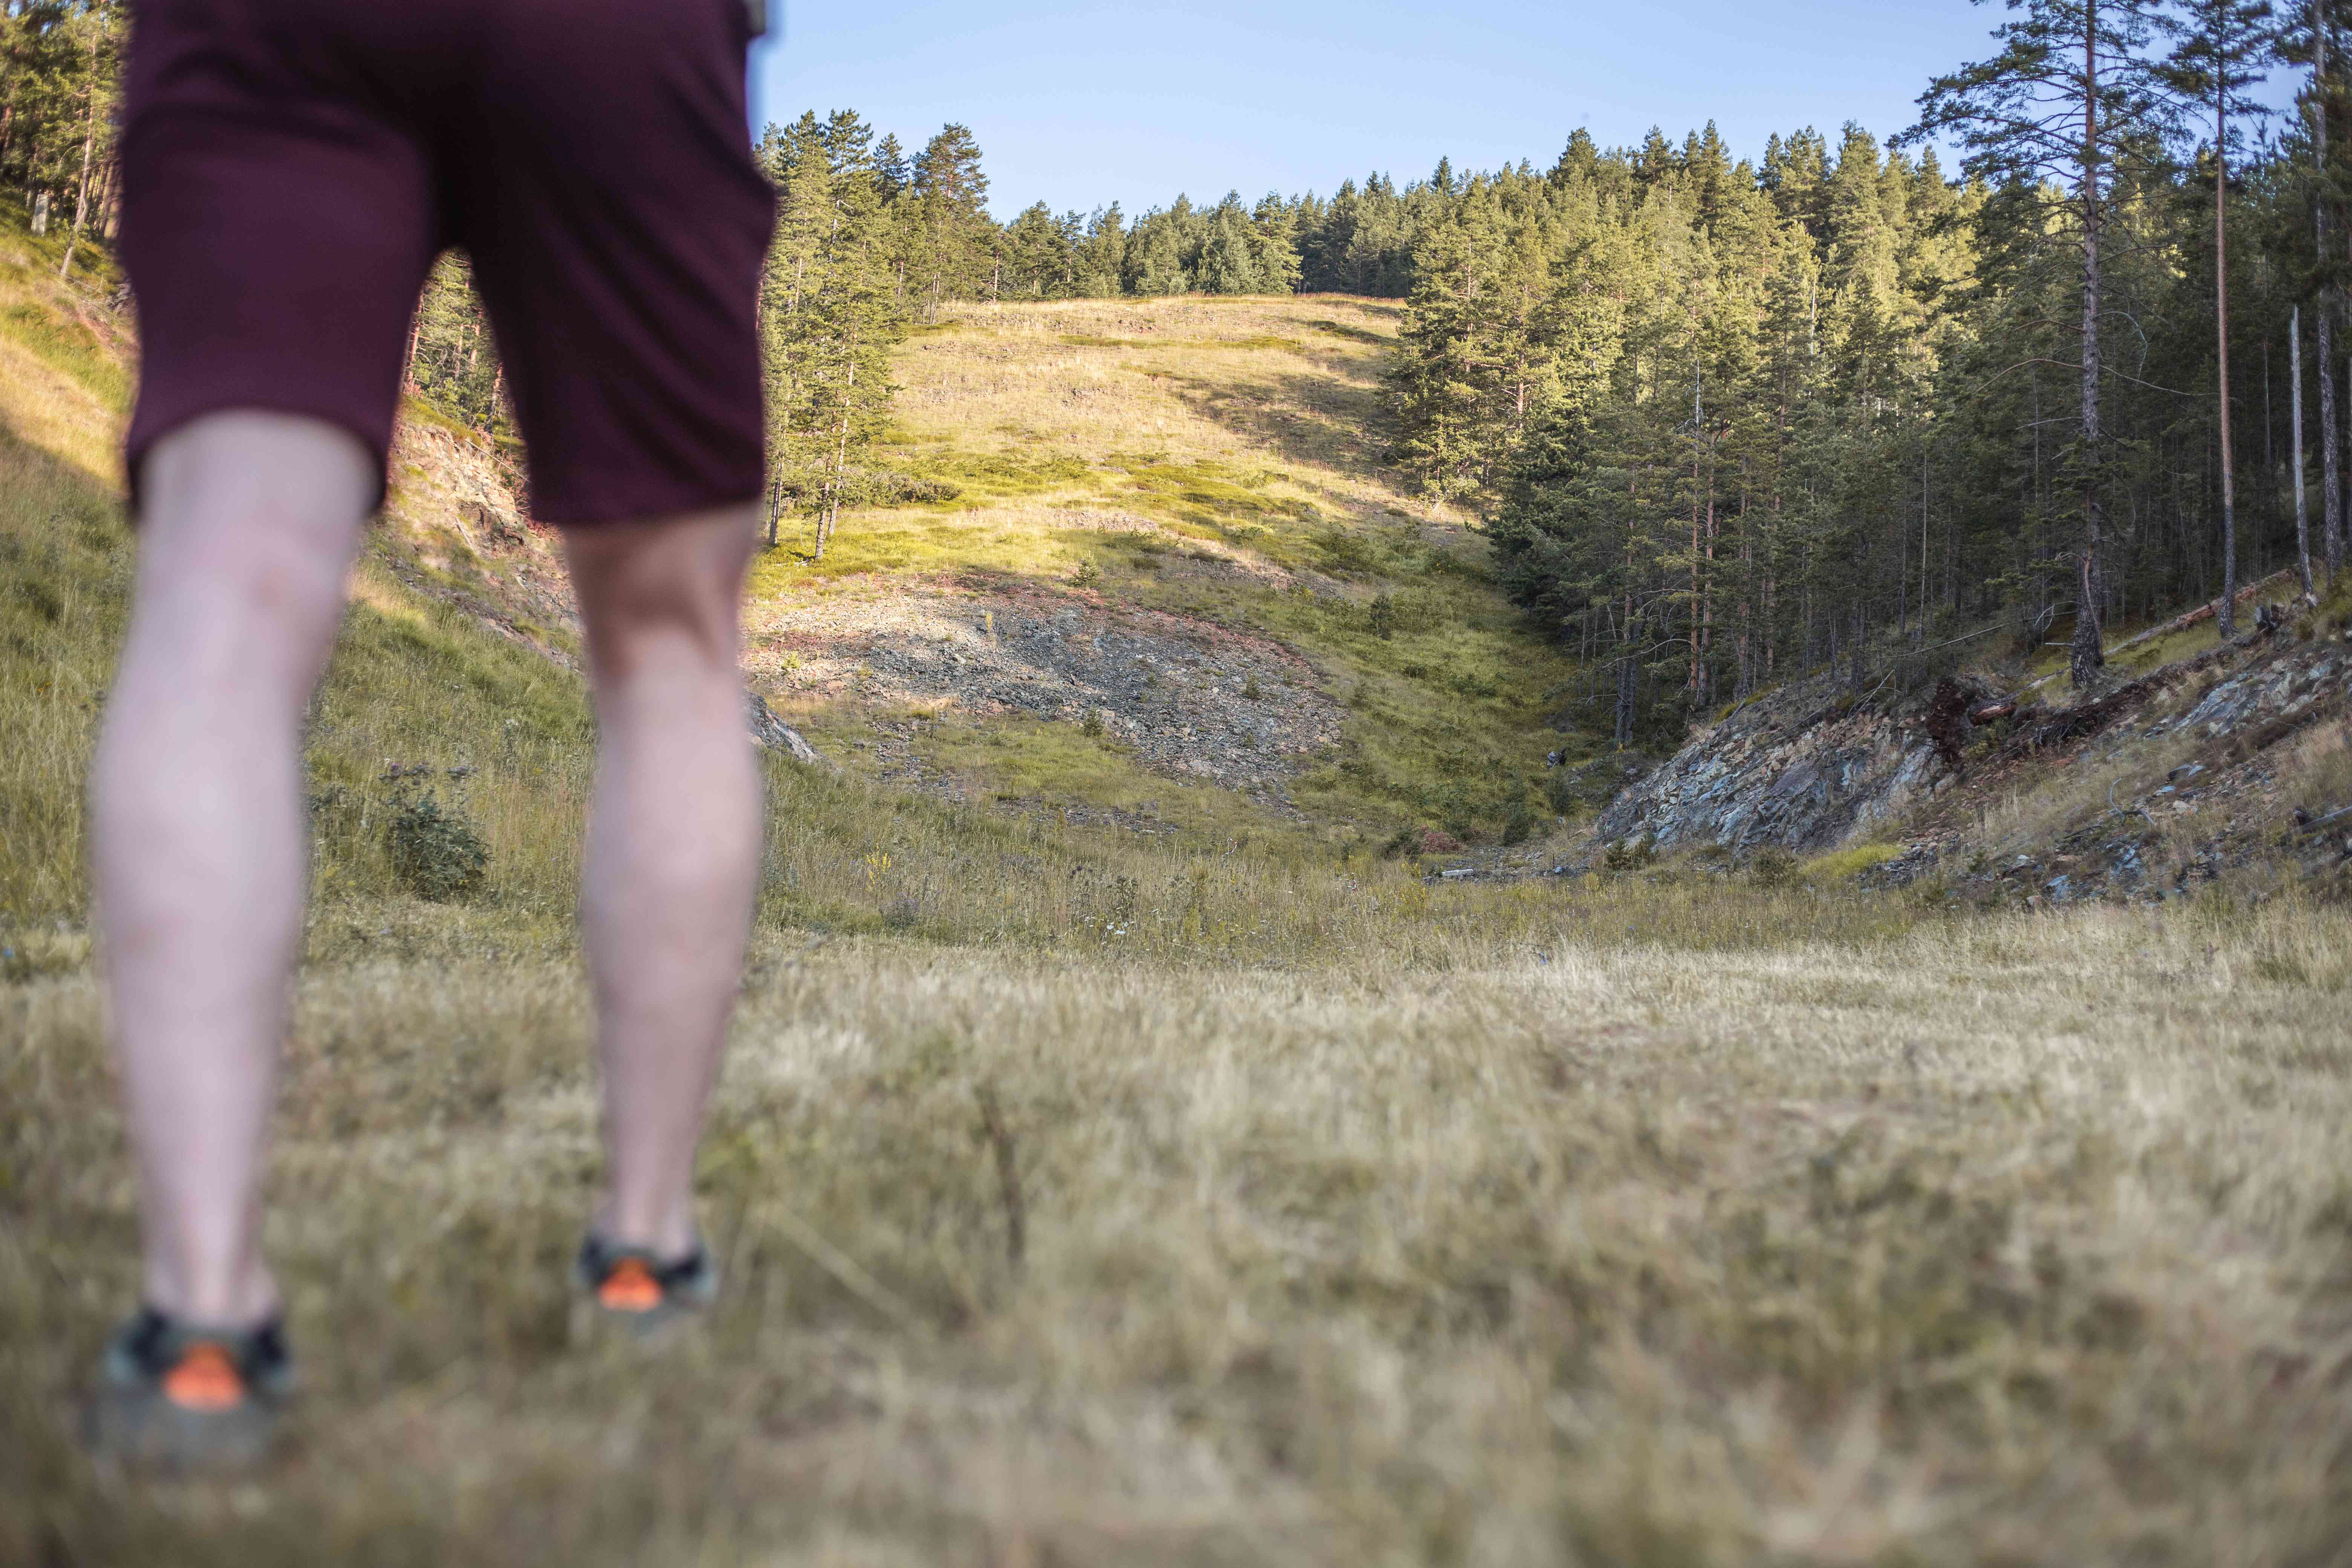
[84,1387,280,1476]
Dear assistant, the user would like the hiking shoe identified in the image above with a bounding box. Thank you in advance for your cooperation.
[573,1234,717,1337]
[86,1307,294,1474]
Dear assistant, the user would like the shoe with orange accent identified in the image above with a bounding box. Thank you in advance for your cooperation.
[574,1233,717,1337]
[86,1307,294,1473]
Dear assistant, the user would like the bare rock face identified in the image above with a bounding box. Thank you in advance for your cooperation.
[1596,627,2350,887]
[748,693,827,767]
[2151,645,2349,743]
[1595,683,1947,857]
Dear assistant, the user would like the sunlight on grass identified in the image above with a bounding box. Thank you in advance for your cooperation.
[745,295,1583,844]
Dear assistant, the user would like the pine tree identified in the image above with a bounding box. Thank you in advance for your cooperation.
[1250,193,1303,293]
[1909,0,2177,688]
[1000,202,1073,298]
[757,111,906,554]
[1193,194,1263,294]
[2164,0,2278,633]
[2284,0,2352,579]
[908,123,992,320]
[1073,205,1128,296]
[1122,198,1196,296]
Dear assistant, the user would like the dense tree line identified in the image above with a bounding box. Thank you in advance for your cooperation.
[2,0,121,277]
[1415,1,2352,744]
[21,0,2352,669]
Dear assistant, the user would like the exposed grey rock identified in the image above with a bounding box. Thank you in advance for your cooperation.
[749,589,1341,798]
[1595,682,1947,857]
[1600,641,2349,871]
[748,693,827,767]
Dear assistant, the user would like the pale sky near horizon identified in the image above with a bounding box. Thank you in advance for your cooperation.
[750,1,2029,218]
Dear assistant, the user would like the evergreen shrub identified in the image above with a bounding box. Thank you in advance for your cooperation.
[1600,836,1657,874]
[385,784,490,902]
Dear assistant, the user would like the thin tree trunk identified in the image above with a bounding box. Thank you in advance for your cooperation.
[815,357,856,560]
[2321,5,2346,579]
[2290,305,2315,596]
[92,150,117,240]
[1918,433,1931,645]
[2324,322,2342,585]
[1689,374,1703,694]
[2073,0,2109,689]
[57,49,100,281]
[2217,82,2240,637]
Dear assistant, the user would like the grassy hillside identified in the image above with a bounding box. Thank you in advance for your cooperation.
[748,295,1592,849]
[5,221,2352,1566]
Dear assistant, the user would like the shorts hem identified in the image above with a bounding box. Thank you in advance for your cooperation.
[125,398,392,522]
[534,483,765,529]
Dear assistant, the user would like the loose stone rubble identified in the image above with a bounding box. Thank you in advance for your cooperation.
[745,582,1343,798]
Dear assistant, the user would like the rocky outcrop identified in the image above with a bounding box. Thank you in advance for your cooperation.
[1594,684,1950,856]
[748,693,828,767]
[1586,618,2352,910]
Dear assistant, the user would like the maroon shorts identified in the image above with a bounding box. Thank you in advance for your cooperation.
[119,0,775,525]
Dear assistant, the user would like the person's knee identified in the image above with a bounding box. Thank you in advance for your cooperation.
[132,412,374,659]
[566,507,755,685]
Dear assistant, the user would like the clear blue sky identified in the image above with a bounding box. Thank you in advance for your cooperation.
[751,0,2015,217]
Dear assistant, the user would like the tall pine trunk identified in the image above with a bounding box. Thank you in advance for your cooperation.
[2321,7,2346,580]
[2216,76,2239,637]
[2296,306,2315,594]
[56,37,100,282]
[2072,0,2109,690]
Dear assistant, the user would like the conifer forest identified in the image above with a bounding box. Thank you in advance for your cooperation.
[8,0,2352,728]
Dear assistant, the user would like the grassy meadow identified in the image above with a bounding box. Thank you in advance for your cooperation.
[5,229,2352,1564]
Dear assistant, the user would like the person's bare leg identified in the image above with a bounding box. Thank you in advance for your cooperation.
[92,411,375,1328]
[562,506,760,1260]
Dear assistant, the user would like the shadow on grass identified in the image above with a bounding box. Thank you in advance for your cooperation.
[1159,361,1400,495]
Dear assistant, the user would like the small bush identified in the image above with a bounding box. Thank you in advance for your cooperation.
[385,782,490,902]
[1600,837,1656,875]
[1312,527,1381,576]
[1750,847,1798,887]
[1368,593,1397,640]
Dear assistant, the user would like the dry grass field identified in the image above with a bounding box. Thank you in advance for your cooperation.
[5,230,2352,1564]
[10,902,2352,1565]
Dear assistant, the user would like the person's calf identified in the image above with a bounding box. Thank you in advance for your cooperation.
[562,506,761,1263]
